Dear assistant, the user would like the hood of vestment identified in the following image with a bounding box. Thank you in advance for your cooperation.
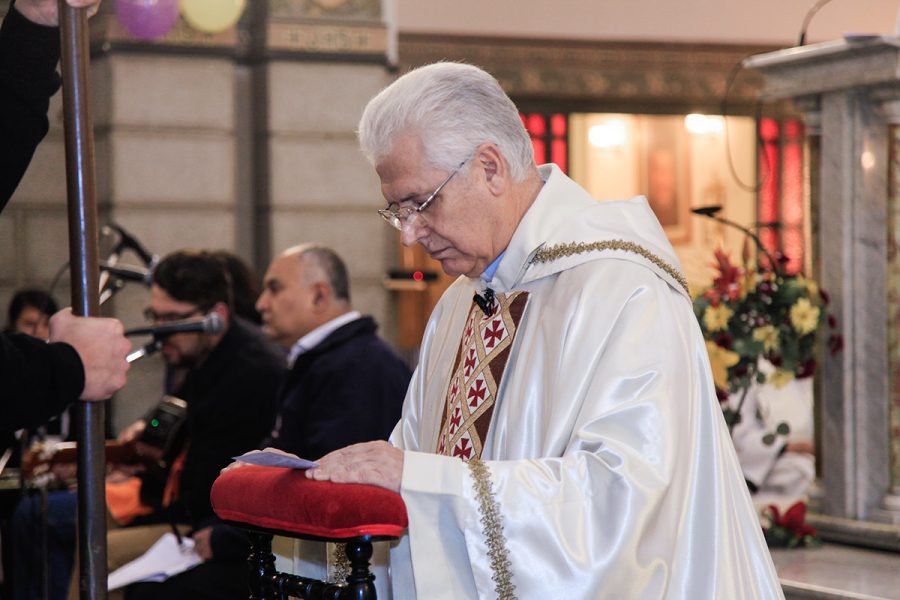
[484,163,689,300]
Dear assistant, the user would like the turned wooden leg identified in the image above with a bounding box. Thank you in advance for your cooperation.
[247,531,277,600]
[341,541,376,600]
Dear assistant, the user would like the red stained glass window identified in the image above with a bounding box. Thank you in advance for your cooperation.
[757,117,806,274]
[521,112,568,174]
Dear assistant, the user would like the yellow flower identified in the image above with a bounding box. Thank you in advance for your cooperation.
[767,368,795,389]
[703,304,733,332]
[789,297,820,335]
[705,341,740,390]
[752,325,780,353]
[797,275,819,299]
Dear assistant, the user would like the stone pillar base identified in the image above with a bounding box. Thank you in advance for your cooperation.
[870,486,900,524]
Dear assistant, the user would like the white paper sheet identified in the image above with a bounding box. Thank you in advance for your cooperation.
[107,533,202,591]
[232,447,319,469]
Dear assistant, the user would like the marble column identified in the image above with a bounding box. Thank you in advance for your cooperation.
[797,101,825,513]
[872,97,900,524]
[745,40,900,525]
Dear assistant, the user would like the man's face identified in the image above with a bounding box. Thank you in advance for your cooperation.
[376,135,497,278]
[148,285,213,368]
[13,305,50,340]
[256,254,319,350]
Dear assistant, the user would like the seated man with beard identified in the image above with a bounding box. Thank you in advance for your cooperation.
[11,250,285,600]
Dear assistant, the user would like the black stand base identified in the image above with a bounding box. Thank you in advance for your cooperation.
[247,531,377,600]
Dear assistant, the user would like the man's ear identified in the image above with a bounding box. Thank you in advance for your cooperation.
[210,301,230,324]
[311,281,331,311]
[475,143,508,197]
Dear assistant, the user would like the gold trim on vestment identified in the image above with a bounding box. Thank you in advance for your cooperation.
[468,459,517,600]
[530,240,689,296]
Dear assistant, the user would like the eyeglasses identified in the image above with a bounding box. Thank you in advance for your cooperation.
[144,307,203,323]
[377,160,467,230]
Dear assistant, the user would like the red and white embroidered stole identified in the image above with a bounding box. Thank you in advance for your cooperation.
[436,290,529,460]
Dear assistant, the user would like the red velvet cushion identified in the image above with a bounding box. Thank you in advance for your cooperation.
[211,466,408,540]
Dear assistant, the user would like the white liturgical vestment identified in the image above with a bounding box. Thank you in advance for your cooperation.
[388,164,783,599]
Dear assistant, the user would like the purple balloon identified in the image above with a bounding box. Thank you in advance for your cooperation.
[116,0,180,40]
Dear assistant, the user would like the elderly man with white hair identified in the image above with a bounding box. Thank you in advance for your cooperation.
[306,62,783,599]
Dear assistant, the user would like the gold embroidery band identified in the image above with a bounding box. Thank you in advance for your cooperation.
[530,240,689,296]
[468,459,517,600]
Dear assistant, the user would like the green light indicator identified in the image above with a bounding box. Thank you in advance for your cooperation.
[150,418,160,428]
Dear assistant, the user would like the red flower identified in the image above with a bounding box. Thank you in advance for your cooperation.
[796,359,816,379]
[767,501,817,538]
[711,250,744,301]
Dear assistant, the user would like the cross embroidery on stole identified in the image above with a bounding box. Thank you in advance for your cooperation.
[436,290,529,460]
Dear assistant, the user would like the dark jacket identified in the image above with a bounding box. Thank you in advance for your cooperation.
[207,315,411,561]
[0,3,60,210]
[0,333,83,431]
[0,4,84,431]
[139,317,285,527]
[270,315,411,460]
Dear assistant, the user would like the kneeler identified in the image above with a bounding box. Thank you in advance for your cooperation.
[211,466,407,600]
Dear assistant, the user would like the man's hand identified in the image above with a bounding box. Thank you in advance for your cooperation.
[13,0,101,27]
[305,441,403,494]
[49,308,129,401]
[192,527,213,561]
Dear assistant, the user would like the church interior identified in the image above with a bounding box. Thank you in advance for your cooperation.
[2,0,900,597]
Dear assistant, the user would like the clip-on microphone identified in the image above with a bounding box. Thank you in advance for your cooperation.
[473,288,495,316]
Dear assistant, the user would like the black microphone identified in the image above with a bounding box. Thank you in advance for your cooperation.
[106,223,158,268]
[473,288,495,316]
[99,261,152,286]
[125,313,225,338]
[797,0,835,46]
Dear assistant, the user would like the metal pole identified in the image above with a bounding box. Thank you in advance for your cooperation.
[58,2,106,598]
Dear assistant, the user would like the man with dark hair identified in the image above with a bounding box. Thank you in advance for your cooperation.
[10,250,284,600]
[92,249,285,599]
[126,244,411,599]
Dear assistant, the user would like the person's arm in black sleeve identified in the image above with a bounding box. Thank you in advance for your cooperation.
[208,521,250,562]
[0,331,84,430]
[0,1,62,210]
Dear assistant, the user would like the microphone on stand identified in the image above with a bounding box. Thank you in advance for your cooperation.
[126,339,162,364]
[125,313,225,339]
[99,262,152,286]
[104,223,158,268]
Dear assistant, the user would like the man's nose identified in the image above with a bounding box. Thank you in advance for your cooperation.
[400,213,426,247]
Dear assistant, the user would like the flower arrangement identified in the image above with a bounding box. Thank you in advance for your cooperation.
[692,248,843,431]
[762,501,820,548]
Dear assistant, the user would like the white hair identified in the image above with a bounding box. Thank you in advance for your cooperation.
[357,62,535,182]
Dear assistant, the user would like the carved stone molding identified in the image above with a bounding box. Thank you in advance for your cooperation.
[398,33,786,115]
[269,0,381,22]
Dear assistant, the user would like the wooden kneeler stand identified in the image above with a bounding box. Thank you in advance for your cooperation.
[211,466,408,600]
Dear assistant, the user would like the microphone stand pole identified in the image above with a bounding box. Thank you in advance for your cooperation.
[58,2,107,598]
[692,208,782,274]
